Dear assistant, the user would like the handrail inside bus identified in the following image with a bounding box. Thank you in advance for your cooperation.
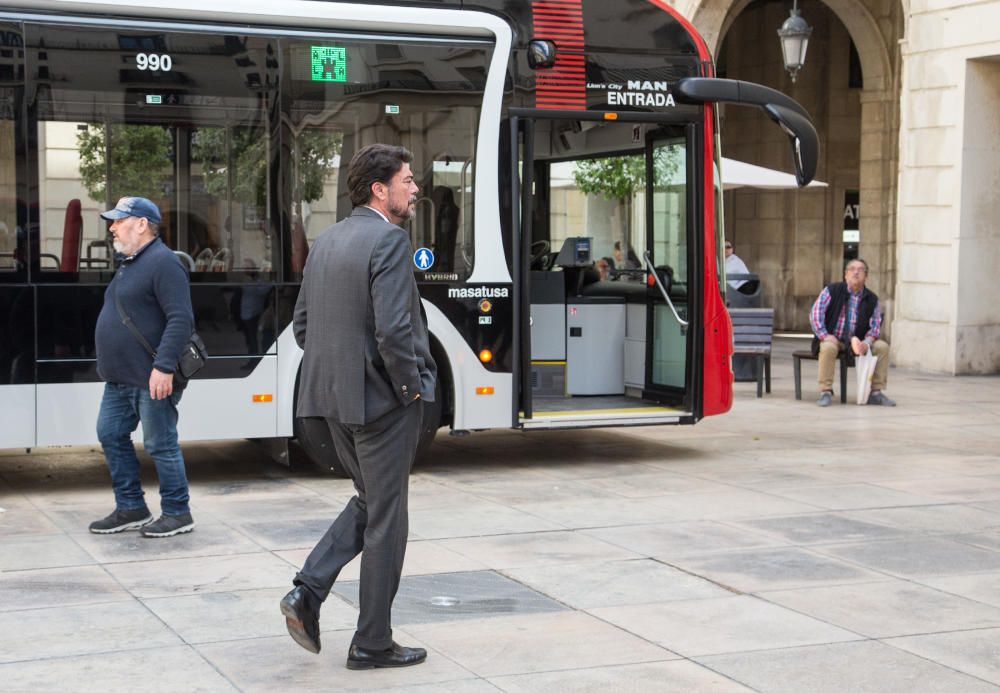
[643,250,689,327]
[459,159,474,268]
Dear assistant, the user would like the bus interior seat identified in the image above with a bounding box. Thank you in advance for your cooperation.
[291,214,309,273]
[210,247,232,272]
[60,199,82,272]
[194,248,215,271]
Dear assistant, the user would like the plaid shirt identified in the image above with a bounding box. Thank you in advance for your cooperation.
[810,286,882,342]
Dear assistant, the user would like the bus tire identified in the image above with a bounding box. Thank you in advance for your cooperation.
[292,416,349,477]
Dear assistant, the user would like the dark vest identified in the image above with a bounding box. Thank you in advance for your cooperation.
[811,282,878,355]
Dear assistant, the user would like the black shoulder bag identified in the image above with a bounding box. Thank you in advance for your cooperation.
[114,290,207,388]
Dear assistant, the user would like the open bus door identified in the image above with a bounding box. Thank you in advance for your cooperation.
[514,113,693,430]
[641,128,696,409]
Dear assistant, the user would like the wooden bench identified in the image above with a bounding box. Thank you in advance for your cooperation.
[729,308,773,398]
[792,348,852,403]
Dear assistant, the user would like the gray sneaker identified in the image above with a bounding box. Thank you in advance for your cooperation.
[141,512,195,538]
[816,391,833,407]
[89,508,154,534]
[868,391,897,407]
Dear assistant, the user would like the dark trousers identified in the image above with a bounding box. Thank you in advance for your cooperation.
[294,400,423,650]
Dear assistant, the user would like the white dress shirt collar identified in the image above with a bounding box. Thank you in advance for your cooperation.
[362,205,390,224]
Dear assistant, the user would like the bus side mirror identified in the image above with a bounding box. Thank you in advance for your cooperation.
[762,103,817,187]
[673,77,819,187]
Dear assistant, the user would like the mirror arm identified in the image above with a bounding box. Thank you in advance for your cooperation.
[673,77,810,119]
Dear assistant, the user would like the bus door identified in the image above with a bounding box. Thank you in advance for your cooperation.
[642,130,696,408]
[515,114,690,430]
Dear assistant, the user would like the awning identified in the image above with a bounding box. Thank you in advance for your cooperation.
[549,158,827,190]
[719,157,827,190]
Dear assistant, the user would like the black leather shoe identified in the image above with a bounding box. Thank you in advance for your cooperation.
[346,641,427,670]
[279,586,321,654]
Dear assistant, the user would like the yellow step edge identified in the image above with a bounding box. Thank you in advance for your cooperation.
[524,406,679,417]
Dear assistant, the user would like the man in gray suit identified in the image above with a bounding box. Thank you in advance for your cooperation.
[280,144,436,670]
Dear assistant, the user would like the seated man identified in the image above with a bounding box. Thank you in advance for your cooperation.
[724,240,749,290]
[809,257,895,407]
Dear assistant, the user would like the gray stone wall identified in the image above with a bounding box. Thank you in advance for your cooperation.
[718,0,861,332]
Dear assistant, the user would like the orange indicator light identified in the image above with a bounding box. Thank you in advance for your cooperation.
[478,349,493,363]
[475,387,495,395]
[252,394,273,403]
[603,112,619,120]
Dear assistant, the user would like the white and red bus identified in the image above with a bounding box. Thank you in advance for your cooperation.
[0,0,816,473]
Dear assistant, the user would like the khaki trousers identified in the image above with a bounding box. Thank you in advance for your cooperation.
[818,338,890,393]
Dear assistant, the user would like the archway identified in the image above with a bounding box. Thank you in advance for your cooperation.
[691,0,903,332]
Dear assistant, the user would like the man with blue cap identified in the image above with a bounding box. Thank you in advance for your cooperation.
[89,197,197,538]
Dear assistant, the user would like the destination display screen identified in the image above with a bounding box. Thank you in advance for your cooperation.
[309,45,346,82]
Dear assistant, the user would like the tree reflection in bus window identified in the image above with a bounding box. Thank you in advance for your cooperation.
[30,24,280,280]
[0,117,19,273]
[68,123,172,272]
[546,154,649,279]
[547,145,685,285]
[287,128,343,275]
[189,124,274,273]
[650,142,686,289]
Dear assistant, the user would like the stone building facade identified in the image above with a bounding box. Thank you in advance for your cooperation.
[675,0,999,374]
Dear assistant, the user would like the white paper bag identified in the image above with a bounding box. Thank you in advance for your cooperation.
[855,350,878,405]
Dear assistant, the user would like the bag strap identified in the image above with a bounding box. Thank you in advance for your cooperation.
[113,284,157,358]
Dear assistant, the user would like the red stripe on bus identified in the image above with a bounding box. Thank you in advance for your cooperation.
[533,12,582,17]
[531,25,584,33]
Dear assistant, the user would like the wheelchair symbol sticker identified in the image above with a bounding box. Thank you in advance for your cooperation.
[413,247,434,271]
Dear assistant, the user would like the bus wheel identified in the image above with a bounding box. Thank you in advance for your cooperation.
[292,416,348,477]
[415,378,443,462]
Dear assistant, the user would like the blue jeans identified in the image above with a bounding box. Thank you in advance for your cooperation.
[96,382,190,516]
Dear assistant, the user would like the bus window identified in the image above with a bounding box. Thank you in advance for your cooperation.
[649,137,689,391]
[0,25,22,278]
[650,140,688,290]
[283,37,488,281]
[549,155,645,280]
[713,125,726,298]
[427,158,470,274]
[28,24,280,281]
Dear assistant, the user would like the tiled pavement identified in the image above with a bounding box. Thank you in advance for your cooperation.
[2,337,1000,691]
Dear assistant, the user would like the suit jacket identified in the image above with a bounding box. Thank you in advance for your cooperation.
[294,206,436,425]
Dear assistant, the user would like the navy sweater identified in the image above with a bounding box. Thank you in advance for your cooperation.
[95,237,194,387]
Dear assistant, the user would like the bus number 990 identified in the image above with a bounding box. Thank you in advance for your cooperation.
[136,53,172,71]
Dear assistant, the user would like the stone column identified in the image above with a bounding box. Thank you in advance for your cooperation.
[893,5,1000,374]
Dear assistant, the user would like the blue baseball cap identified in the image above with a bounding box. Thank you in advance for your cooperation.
[100,197,162,225]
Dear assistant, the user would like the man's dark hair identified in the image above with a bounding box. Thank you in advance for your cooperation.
[347,144,414,207]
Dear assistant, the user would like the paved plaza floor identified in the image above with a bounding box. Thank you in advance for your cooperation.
[2,338,1000,691]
